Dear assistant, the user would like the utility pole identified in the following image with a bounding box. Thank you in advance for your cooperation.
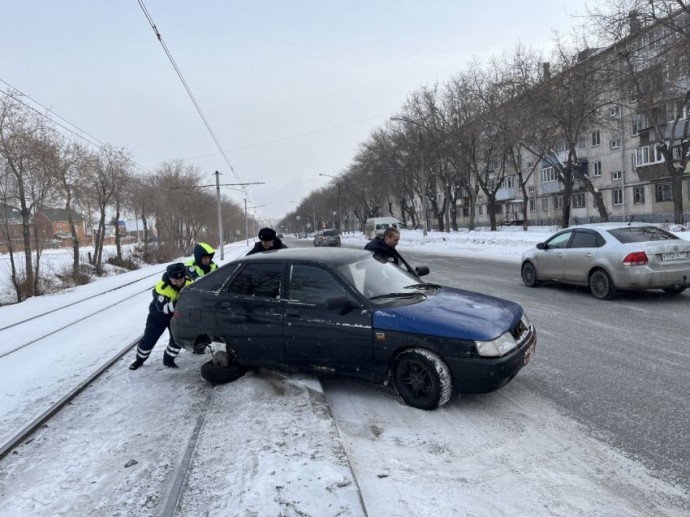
[172,175,264,260]
[215,171,223,259]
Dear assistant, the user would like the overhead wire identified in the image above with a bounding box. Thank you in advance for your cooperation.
[136,0,244,187]
[0,78,152,176]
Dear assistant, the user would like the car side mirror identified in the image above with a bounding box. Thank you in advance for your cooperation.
[415,266,430,277]
[536,242,546,250]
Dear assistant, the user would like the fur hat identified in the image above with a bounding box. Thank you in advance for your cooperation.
[258,227,277,241]
[166,262,187,280]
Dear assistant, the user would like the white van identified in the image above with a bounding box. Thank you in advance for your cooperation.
[364,217,404,239]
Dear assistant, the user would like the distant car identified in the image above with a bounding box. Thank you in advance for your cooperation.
[520,223,690,299]
[171,248,536,410]
[320,229,341,247]
[313,231,323,246]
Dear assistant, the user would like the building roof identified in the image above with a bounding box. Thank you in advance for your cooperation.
[38,207,84,222]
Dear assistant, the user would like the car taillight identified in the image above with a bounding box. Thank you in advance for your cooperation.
[623,251,648,266]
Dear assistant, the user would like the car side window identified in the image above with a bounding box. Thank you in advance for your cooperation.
[569,230,601,249]
[289,265,347,305]
[226,263,283,298]
[546,231,572,249]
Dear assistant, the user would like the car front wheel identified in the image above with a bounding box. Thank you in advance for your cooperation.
[589,269,616,300]
[521,262,539,287]
[392,349,452,410]
[663,286,686,296]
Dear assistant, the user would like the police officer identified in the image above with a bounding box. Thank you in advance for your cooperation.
[129,262,193,370]
[186,242,217,280]
[247,227,287,255]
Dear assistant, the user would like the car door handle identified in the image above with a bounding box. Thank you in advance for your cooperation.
[286,309,300,317]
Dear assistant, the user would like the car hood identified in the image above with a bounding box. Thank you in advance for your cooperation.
[372,287,522,341]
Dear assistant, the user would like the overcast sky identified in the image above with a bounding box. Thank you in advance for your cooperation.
[1,1,591,221]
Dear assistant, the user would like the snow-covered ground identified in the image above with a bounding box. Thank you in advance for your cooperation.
[0,226,688,516]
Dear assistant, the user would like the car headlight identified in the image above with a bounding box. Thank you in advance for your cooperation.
[476,331,518,357]
[520,312,531,331]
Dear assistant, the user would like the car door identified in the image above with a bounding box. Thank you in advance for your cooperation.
[561,229,603,282]
[212,262,285,366]
[283,263,373,379]
[536,230,573,280]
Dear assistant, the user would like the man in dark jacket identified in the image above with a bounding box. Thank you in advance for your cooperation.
[247,227,288,255]
[364,227,418,274]
[129,262,194,370]
[186,242,217,280]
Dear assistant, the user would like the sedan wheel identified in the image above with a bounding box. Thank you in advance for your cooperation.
[521,262,539,287]
[589,269,615,300]
[663,286,686,296]
[392,349,452,410]
[200,359,248,384]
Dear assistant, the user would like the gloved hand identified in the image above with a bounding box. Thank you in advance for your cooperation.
[163,300,175,315]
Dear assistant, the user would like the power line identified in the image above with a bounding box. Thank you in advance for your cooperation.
[136,0,243,186]
[0,79,154,176]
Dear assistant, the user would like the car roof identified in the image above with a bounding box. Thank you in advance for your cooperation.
[239,247,370,266]
[565,222,657,231]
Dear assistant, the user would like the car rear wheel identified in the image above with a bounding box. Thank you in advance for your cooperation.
[589,269,616,300]
[200,353,249,384]
[663,286,686,295]
[392,349,452,410]
[521,262,539,287]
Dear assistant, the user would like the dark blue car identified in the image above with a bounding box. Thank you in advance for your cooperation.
[171,248,536,410]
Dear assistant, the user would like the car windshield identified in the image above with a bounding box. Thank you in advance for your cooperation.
[607,226,678,243]
[337,255,427,302]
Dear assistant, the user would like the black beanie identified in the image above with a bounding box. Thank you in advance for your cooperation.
[167,262,187,280]
[258,227,277,241]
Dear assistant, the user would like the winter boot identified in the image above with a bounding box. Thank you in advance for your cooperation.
[129,358,145,370]
[163,354,178,369]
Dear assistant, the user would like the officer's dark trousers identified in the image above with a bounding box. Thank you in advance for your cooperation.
[134,313,181,363]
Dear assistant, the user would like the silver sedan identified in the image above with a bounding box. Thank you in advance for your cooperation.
[520,223,690,299]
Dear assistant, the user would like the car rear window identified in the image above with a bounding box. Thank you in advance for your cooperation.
[607,226,678,243]
[323,230,338,236]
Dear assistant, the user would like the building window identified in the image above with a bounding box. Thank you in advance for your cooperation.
[608,105,620,117]
[526,161,533,168]
[593,161,602,177]
[610,139,621,149]
[528,186,535,194]
[656,183,673,202]
[540,166,557,183]
[573,193,585,208]
[611,170,622,181]
[633,186,645,204]
[478,206,483,216]
[612,188,623,205]
[462,207,470,217]
[591,131,601,146]
[635,145,664,167]
[529,198,536,212]
[503,176,515,189]
[553,196,564,209]
[541,198,549,211]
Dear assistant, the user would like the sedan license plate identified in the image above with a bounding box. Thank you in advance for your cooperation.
[661,251,689,261]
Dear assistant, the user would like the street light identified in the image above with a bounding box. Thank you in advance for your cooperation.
[318,173,342,233]
[390,116,428,237]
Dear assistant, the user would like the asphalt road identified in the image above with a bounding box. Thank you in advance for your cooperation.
[403,248,690,490]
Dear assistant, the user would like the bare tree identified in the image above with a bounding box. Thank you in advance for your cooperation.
[0,92,56,299]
